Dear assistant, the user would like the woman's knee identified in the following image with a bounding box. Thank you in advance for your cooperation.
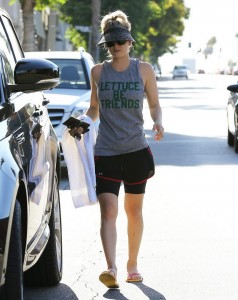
[126,208,143,221]
[124,194,144,216]
[99,193,118,220]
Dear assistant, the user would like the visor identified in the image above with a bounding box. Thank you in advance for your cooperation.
[97,26,135,46]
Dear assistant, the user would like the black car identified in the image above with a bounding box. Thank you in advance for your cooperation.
[227,83,238,152]
[0,8,62,299]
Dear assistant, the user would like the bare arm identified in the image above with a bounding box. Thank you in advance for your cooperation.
[85,64,101,121]
[69,64,101,138]
[140,62,164,141]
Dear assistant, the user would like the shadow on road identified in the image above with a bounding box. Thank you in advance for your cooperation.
[146,130,238,166]
[135,282,167,299]
[24,283,78,300]
[103,282,166,300]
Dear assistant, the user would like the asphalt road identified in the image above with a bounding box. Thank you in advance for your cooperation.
[25,73,238,300]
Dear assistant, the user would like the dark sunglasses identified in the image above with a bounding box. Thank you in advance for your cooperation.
[106,40,127,47]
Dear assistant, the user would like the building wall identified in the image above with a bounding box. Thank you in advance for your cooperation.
[0,1,72,51]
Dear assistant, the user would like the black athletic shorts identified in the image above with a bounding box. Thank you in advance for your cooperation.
[95,147,155,196]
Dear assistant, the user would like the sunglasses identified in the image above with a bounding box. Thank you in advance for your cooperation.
[106,40,127,47]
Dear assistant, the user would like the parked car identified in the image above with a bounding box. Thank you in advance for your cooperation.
[172,65,189,79]
[0,8,62,300]
[153,64,162,79]
[232,65,238,76]
[25,50,98,167]
[227,83,238,153]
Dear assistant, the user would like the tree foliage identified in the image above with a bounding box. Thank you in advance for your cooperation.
[59,0,91,53]
[59,0,189,63]
[203,36,217,58]
[34,0,66,10]
[13,0,189,60]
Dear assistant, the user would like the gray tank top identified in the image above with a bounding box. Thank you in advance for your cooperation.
[95,58,148,155]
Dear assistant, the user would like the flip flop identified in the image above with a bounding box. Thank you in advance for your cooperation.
[126,272,143,283]
[99,270,119,288]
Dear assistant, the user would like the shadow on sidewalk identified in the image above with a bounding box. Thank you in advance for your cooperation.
[24,283,78,299]
[103,282,166,300]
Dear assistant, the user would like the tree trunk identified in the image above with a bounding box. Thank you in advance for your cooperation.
[91,0,101,62]
[21,0,36,51]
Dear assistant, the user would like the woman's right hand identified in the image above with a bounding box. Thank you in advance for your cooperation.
[68,126,84,140]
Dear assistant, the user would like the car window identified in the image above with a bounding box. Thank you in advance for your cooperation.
[0,55,8,103]
[0,59,3,103]
[1,15,23,62]
[48,59,88,90]
[0,18,17,83]
[174,66,186,70]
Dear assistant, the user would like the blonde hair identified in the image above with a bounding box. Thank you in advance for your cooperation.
[100,10,131,33]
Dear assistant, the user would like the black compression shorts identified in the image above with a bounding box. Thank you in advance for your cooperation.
[95,147,155,196]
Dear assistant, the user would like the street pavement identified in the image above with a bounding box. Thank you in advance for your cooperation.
[25,74,238,300]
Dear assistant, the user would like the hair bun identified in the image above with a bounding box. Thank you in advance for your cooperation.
[101,10,131,32]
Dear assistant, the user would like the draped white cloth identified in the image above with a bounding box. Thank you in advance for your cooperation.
[62,115,98,208]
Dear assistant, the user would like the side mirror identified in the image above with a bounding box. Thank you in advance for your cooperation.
[227,84,238,93]
[7,58,59,93]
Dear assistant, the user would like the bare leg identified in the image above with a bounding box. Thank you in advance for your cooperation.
[124,193,144,274]
[98,192,118,274]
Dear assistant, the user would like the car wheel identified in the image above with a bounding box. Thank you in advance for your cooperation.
[234,131,238,153]
[227,128,234,146]
[2,200,23,300]
[24,174,62,286]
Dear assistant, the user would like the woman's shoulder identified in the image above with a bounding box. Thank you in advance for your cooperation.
[91,63,104,82]
[92,62,103,72]
[138,60,153,69]
[138,60,155,77]
[92,60,112,73]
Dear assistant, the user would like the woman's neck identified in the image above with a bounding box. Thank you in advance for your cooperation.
[110,56,131,72]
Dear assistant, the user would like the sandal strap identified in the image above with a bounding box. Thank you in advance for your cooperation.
[127,272,141,278]
[107,269,117,278]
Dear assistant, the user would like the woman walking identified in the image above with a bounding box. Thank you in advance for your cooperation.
[70,9,164,288]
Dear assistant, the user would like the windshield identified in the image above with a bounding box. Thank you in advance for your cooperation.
[48,59,88,90]
[174,66,187,70]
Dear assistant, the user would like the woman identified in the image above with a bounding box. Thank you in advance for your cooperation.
[70,10,164,288]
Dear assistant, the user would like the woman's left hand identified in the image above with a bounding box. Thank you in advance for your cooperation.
[153,123,164,141]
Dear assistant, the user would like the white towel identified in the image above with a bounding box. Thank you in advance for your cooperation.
[62,115,98,208]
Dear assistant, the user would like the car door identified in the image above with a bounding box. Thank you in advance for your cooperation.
[0,13,52,245]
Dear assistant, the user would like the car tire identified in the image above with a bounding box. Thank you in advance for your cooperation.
[234,131,238,153]
[2,200,23,300]
[227,128,234,146]
[24,174,62,286]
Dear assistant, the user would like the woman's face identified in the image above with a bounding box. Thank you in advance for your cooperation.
[107,40,131,58]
